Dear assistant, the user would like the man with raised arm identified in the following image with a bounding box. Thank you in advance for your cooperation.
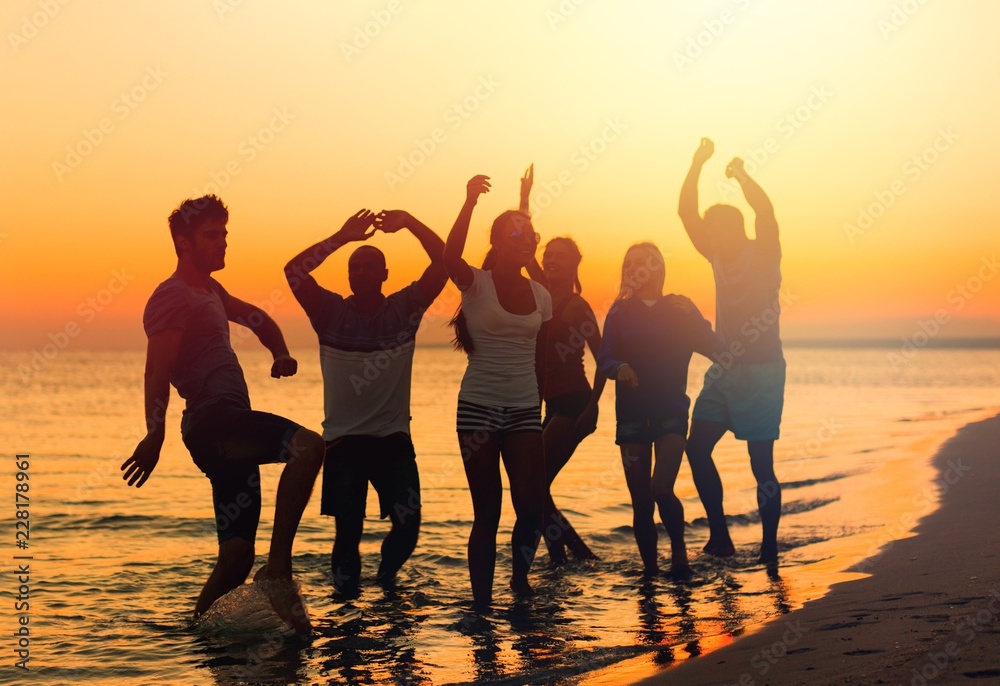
[678,138,785,565]
[284,208,447,598]
[122,195,324,632]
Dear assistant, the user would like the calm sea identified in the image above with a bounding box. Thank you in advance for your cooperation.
[1,345,998,685]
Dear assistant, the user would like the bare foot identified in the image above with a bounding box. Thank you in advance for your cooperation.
[670,551,692,579]
[757,545,779,565]
[703,537,735,557]
[255,565,312,635]
[510,576,536,598]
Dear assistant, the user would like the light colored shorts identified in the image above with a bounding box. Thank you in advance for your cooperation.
[692,360,786,441]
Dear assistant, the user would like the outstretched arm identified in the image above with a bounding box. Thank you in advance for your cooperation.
[727,158,779,255]
[444,175,490,290]
[375,210,448,301]
[224,295,298,378]
[284,209,376,312]
[121,329,181,488]
[679,138,715,260]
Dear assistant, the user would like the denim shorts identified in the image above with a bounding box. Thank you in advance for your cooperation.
[615,416,689,445]
[692,360,786,441]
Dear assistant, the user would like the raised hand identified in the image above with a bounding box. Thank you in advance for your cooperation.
[693,137,715,165]
[270,354,298,378]
[520,164,533,201]
[725,157,746,179]
[334,209,376,242]
[466,175,491,204]
[373,210,410,234]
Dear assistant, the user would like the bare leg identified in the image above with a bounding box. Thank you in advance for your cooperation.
[652,433,689,577]
[254,427,324,633]
[460,432,502,610]
[194,537,255,617]
[685,419,734,556]
[541,416,597,563]
[502,431,546,598]
[377,502,420,587]
[749,440,780,564]
[620,443,658,575]
[330,513,364,598]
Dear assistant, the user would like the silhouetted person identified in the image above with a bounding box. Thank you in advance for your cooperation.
[597,242,723,577]
[518,165,604,564]
[122,195,323,632]
[679,138,785,564]
[444,174,551,609]
[284,209,447,598]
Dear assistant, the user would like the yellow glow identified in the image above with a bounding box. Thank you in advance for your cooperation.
[4,0,999,349]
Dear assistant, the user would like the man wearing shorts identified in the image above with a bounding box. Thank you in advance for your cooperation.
[122,195,325,630]
[679,138,786,564]
[285,208,447,597]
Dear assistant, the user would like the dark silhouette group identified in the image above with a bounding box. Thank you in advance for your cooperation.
[121,137,786,624]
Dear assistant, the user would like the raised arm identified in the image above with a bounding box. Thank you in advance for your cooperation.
[517,164,547,286]
[121,329,181,488]
[726,158,779,255]
[374,210,448,301]
[679,138,715,260]
[284,209,376,312]
[444,175,490,290]
[223,294,298,379]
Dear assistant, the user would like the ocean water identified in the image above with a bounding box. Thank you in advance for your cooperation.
[1,345,998,685]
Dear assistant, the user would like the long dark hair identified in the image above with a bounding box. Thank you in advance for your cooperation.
[544,236,583,295]
[449,210,533,353]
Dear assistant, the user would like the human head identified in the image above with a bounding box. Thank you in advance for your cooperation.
[347,245,388,297]
[617,242,665,301]
[703,204,748,261]
[168,195,229,258]
[483,210,538,270]
[167,195,229,273]
[542,236,583,294]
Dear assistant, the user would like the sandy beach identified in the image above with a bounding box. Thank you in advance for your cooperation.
[608,413,1000,686]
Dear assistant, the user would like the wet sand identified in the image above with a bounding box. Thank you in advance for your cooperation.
[611,413,1000,685]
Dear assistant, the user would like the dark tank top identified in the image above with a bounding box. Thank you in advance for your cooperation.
[543,293,592,400]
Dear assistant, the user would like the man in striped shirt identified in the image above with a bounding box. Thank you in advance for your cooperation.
[285,209,446,597]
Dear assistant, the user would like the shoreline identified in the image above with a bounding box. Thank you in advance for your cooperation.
[592,412,1000,685]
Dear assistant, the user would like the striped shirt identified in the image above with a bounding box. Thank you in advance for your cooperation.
[304,282,431,441]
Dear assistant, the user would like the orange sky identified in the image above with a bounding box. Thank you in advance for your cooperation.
[3,0,998,352]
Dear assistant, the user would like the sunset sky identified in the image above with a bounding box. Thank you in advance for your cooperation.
[3,0,998,352]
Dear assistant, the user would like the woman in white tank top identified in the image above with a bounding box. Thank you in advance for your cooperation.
[443,174,552,609]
